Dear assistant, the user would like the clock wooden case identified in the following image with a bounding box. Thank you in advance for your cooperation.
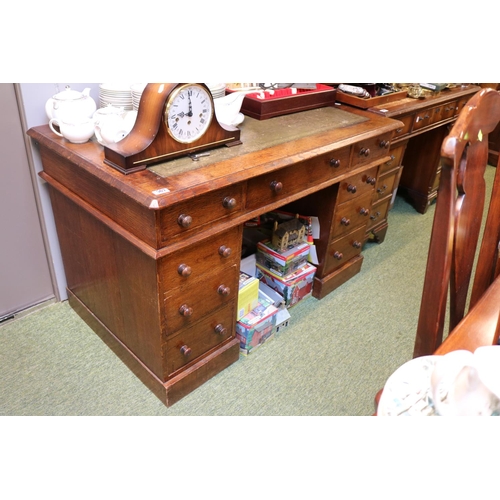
[103,83,242,174]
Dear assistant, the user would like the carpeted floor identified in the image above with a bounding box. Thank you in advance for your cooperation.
[0,166,495,415]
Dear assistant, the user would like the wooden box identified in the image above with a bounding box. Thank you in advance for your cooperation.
[227,84,336,120]
[335,89,407,109]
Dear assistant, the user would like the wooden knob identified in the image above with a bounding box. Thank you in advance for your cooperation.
[377,184,388,195]
[177,264,192,277]
[360,148,370,157]
[222,197,237,209]
[379,140,390,149]
[333,251,343,260]
[270,180,283,193]
[180,345,192,357]
[366,176,376,185]
[353,241,362,249]
[347,184,357,193]
[214,324,227,336]
[370,211,381,221]
[218,245,232,258]
[177,214,192,228]
[178,304,193,317]
[341,217,350,226]
[217,285,230,296]
[359,208,369,216]
[330,158,341,168]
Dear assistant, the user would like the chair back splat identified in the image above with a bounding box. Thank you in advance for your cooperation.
[413,88,500,357]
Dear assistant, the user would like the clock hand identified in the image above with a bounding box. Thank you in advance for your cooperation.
[186,94,193,117]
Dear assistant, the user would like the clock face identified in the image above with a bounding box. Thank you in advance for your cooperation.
[165,84,214,144]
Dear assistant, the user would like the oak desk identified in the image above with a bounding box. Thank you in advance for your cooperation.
[29,106,401,406]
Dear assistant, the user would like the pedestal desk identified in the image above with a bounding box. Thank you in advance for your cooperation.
[367,85,481,215]
[29,106,401,406]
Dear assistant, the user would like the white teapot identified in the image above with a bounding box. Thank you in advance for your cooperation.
[93,107,137,146]
[45,85,96,123]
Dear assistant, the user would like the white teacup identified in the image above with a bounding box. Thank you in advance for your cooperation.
[431,346,500,416]
[49,118,95,144]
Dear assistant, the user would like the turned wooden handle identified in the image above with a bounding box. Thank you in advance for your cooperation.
[270,180,283,193]
[330,158,341,168]
[179,304,193,316]
[177,214,192,228]
[218,245,232,258]
[222,197,237,209]
[177,264,192,277]
[217,285,230,296]
[214,324,227,336]
[180,345,192,357]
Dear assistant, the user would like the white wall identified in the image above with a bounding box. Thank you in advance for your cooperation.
[18,83,100,301]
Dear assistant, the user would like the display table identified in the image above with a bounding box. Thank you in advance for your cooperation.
[367,85,481,214]
[29,105,401,406]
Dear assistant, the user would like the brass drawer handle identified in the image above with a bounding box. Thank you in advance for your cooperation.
[214,324,227,336]
[218,245,232,258]
[330,158,341,168]
[177,214,192,228]
[222,196,237,209]
[217,284,231,296]
[179,304,193,317]
[270,180,283,193]
[177,264,192,277]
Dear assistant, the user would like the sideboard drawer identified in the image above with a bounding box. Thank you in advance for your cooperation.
[163,264,239,335]
[332,191,372,238]
[324,225,365,274]
[337,165,378,204]
[164,301,235,377]
[160,183,245,244]
[246,146,351,211]
[159,226,242,292]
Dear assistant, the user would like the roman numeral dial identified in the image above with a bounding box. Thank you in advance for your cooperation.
[165,84,214,144]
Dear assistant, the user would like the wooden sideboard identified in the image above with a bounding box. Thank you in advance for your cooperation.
[366,85,481,215]
[29,105,401,406]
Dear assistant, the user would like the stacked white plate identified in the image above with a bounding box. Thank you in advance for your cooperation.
[206,83,226,99]
[99,83,134,110]
[130,83,147,110]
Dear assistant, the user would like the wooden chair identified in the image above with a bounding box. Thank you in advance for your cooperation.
[413,87,500,357]
[375,88,500,413]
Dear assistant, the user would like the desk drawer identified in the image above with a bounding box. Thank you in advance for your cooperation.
[337,166,378,204]
[412,108,433,131]
[393,114,413,139]
[379,143,406,175]
[367,195,391,231]
[163,264,239,335]
[159,226,242,291]
[160,183,245,244]
[332,191,372,238]
[373,169,398,202]
[246,146,351,211]
[324,225,365,274]
[351,133,392,168]
[164,301,235,377]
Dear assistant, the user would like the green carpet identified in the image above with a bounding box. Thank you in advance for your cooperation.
[0,166,495,415]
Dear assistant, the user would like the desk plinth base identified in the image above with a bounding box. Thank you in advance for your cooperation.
[312,256,363,299]
[68,289,240,407]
